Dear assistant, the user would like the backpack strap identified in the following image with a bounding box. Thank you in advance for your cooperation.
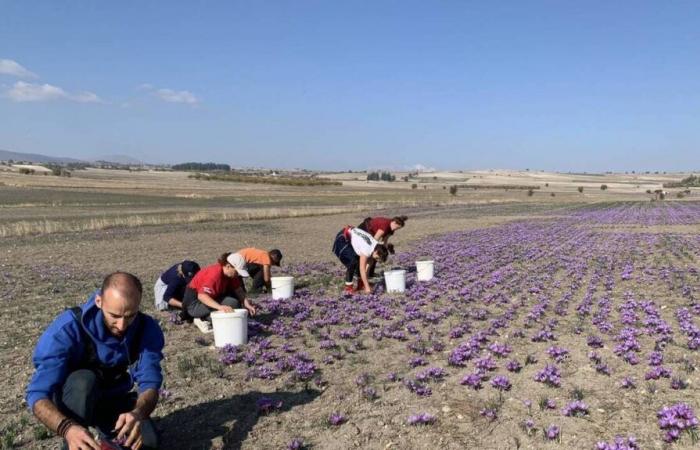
[69,306,99,367]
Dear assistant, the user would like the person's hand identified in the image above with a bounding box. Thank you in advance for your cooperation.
[219,305,234,313]
[65,424,100,450]
[363,286,372,294]
[114,411,143,449]
[244,299,257,316]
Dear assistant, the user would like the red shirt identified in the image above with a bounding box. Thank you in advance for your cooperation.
[367,217,393,238]
[188,263,241,300]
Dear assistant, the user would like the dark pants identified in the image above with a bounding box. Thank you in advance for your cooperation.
[56,369,158,449]
[183,287,241,320]
[246,263,266,291]
[332,231,359,284]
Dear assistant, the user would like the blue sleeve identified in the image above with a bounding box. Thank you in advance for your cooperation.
[131,316,165,393]
[26,312,82,410]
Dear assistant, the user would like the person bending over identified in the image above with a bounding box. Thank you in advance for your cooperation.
[234,248,282,293]
[153,260,200,311]
[182,252,257,333]
[26,272,165,450]
[332,225,388,294]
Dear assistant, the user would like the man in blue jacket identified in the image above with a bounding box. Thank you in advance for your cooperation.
[26,272,165,450]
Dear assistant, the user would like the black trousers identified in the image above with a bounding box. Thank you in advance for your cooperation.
[245,263,266,291]
[182,287,241,320]
[55,369,159,449]
[332,231,360,283]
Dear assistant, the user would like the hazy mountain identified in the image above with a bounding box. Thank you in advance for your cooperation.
[93,154,144,165]
[0,149,85,164]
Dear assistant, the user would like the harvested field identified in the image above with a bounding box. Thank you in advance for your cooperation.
[2,170,700,449]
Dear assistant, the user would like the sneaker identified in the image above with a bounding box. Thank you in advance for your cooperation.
[343,284,356,295]
[193,318,213,334]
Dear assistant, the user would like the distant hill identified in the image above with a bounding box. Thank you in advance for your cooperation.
[0,149,84,164]
[94,154,144,165]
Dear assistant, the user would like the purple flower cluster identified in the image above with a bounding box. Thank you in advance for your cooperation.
[407,413,436,425]
[460,371,483,389]
[328,412,347,426]
[595,435,639,450]
[534,364,561,387]
[490,375,511,391]
[502,359,520,373]
[479,408,498,421]
[287,438,304,450]
[415,367,447,382]
[657,403,699,443]
[562,400,589,417]
[644,366,672,380]
[404,379,432,396]
[545,424,560,440]
[487,342,512,357]
[546,346,569,363]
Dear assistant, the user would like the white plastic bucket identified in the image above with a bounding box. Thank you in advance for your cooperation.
[384,269,406,293]
[416,260,435,281]
[211,309,248,347]
[271,276,295,300]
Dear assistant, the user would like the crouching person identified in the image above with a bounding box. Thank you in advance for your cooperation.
[26,272,165,450]
[153,260,200,311]
[332,226,388,294]
[182,252,258,333]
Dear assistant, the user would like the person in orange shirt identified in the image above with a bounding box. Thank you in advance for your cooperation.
[235,248,283,293]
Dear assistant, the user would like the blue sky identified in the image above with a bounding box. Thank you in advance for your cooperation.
[1,1,699,171]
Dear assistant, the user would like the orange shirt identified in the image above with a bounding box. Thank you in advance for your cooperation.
[238,248,271,266]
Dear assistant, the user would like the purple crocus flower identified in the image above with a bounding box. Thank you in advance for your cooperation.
[595,435,639,450]
[545,424,561,440]
[287,438,304,450]
[407,413,436,425]
[328,413,346,426]
[562,400,589,417]
[490,375,511,391]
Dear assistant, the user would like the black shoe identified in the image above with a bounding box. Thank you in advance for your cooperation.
[179,309,194,324]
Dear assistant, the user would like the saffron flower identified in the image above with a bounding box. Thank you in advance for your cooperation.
[407,413,436,425]
[328,413,347,426]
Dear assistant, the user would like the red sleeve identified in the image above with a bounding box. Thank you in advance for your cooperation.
[191,266,219,296]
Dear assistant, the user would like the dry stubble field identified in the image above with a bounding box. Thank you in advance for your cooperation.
[1,169,699,450]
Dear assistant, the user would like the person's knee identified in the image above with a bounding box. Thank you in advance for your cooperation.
[64,370,98,397]
[221,296,241,308]
[58,370,99,423]
[140,419,160,449]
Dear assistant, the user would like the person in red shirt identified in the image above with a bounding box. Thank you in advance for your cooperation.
[357,215,407,277]
[182,252,257,333]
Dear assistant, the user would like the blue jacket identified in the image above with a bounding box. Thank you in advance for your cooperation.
[26,291,165,410]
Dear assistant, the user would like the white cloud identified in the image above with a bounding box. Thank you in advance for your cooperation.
[154,88,199,104]
[5,81,103,103]
[0,59,38,79]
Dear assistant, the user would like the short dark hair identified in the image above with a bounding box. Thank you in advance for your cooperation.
[269,249,283,266]
[373,245,389,262]
[101,271,143,300]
